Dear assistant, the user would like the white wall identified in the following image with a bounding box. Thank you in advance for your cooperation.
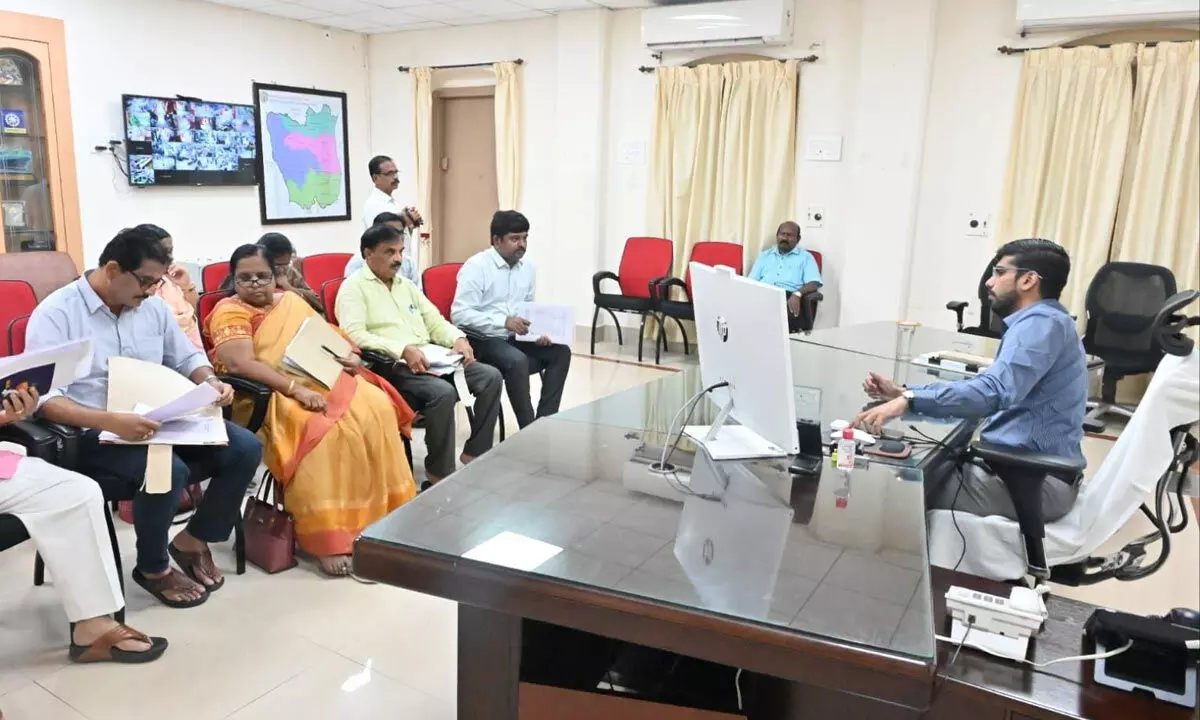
[1,0,371,268]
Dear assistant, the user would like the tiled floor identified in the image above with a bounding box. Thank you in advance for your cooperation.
[1,339,1196,720]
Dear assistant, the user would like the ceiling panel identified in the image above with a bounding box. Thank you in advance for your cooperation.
[194,0,657,34]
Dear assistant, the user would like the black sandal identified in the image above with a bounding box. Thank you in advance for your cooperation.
[132,567,208,609]
[69,624,169,664]
[168,543,226,593]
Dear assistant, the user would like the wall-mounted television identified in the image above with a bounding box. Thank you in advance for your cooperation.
[122,94,257,187]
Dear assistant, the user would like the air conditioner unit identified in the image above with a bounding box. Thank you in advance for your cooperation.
[1017,0,1200,32]
[641,0,794,51]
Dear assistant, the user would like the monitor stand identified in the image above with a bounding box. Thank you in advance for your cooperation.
[683,397,788,460]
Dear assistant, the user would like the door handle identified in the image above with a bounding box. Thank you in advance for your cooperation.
[441,157,449,171]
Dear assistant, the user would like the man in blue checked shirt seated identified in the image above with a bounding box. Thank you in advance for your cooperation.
[748,221,823,332]
[851,238,1087,522]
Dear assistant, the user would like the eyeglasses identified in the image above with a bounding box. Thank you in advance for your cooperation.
[991,265,1041,280]
[235,273,274,287]
[129,272,164,290]
[378,170,398,178]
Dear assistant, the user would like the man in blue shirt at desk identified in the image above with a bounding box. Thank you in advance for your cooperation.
[852,238,1086,522]
[27,227,263,610]
[452,211,571,429]
[748,221,823,332]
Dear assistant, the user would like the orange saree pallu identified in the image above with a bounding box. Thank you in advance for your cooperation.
[208,291,416,557]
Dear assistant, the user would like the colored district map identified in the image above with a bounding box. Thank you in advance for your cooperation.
[265,105,343,210]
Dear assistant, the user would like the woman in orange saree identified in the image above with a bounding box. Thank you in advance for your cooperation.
[205,245,416,576]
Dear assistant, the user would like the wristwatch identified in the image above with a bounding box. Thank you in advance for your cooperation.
[204,376,224,388]
[902,389,915,407]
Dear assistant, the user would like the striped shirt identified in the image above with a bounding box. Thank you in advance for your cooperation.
[908,299,1086,462]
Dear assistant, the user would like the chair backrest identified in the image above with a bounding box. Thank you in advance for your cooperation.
[686,242,744,296]
[198,291,225,353]
[8,315,29,356]
[422,263,463,320]
[201,262,229,294]
[301,253,352,293]
[617,237,673,299]
[322,278,345,326]
[809,250,823,273]
[0,251,78,302]
[1084,262,1178,355]
[0,280,36,356]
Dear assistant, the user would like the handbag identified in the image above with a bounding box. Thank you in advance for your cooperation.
[241,472,297,574]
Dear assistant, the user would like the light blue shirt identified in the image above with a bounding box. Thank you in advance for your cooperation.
[909,300,1087,462]
[345,254,419,288]
[748,246,823,292]
[26,276,211,411]
[451,248,536,338]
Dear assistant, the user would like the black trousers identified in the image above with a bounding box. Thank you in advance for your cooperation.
[468,335,572,429]
[786,291,818,333]
[378,362,503,478]
[76,423,262,575]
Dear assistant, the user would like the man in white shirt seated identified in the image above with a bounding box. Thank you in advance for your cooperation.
[451,211,571,429]
[344,211,421,286]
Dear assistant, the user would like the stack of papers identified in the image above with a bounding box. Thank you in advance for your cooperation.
[102,357,227,447]
[514,302,574,346]
[401,344,464,377]
[283,317,353,389]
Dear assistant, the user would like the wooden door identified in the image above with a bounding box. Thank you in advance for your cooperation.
[432,87,498,265]
[0,12,82,269]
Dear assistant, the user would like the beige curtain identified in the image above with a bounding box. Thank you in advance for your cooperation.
[1112,41,1200,296]
[647,60,799,281]
[494,61,523,210]
[994,45,1136,324]
[411,67,434,272]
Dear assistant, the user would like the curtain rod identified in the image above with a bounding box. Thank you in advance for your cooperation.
[398,59,523,72]
[637,54,818,73]
[998,40,1164,55]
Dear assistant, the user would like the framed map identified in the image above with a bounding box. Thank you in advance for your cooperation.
[252,82,350,224]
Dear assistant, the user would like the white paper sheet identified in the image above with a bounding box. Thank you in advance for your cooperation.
[142,382,220,422]
[514,302,574,346]
[99,403,228,446]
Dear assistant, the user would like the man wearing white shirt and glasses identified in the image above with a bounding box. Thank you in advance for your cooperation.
[452,211,571,429]
[363,155,424,270]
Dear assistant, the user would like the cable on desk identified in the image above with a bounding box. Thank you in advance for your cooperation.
[934,635,1136,668]
[652,381,729,500]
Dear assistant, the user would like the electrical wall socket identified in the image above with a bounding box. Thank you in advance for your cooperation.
[805,206,825,228]
[966,212,991,237]
[804,135,843,162]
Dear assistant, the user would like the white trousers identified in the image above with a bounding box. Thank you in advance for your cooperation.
[0,456,124,622]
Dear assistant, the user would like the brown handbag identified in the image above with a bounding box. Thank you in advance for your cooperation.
[241,473,297,574]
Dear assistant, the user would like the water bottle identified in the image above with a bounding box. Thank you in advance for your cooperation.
[835,428,856,472]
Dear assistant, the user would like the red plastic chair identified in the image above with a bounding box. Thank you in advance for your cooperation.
[7,315,29,356]
[421,263,463,320]
[0,280,36,357]
[322,278,345,326]
[810,250,823,273]
[201,262,229,294]
[198,291,226,353]
[301,253,352,294]
[0,250,79,302]
[591,237,673,361]
[649,242,744,364]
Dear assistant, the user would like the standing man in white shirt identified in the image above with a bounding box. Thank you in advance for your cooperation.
[452,211,571,429]
[363,155,424,271]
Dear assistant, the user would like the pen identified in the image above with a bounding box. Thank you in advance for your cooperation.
[320,345,343,360]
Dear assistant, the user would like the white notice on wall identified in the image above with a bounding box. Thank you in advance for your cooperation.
[618,141,647,166]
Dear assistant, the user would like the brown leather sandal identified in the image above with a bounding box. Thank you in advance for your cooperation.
[133,567,208,608]
[168,542,225,592]
[68,624,169,664]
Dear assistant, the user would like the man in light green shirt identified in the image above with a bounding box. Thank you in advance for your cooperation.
[336,223,503,484]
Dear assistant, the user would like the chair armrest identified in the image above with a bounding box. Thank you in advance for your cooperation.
[969,442,1086,481]
[0,420,61,464]
[219,375,273,434]
[945,301,968,331]
[360,348,398,374]
[655,276,689,304]
[592,270,619,297]
[31,419,83,470]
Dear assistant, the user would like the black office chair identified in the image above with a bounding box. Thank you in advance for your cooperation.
[946,253,1006,339]
[1082,262,1177,433]
[0,420,127,623]
[963,289,1199,584]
